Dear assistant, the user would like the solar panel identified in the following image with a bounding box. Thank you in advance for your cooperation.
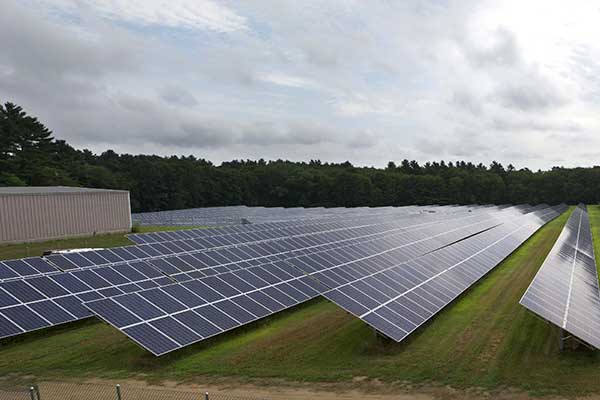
[519,205,600,349]
[0,209,461,338]
[128,205,474,244]
[320,207,563,342]
[0,204,564,344]
[83,206,553,355]
[131,205,430,228]
[0,259,179,338]
[1,206,497,284]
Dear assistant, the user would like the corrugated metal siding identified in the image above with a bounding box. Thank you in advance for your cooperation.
[0,191,131,243]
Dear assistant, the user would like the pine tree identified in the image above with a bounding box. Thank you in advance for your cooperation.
[0,102,55,184]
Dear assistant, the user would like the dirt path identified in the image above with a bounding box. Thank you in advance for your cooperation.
[2,378,598,400]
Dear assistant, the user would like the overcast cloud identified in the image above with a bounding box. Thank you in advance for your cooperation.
[1,0,600,169]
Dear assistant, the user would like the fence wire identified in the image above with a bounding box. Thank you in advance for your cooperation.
[0,382,268,400]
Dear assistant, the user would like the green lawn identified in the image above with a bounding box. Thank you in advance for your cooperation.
[2,207,600,396]
[588,205,600,276]
[0,226,201,260]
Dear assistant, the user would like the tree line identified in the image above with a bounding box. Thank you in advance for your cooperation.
[1,102,598,212]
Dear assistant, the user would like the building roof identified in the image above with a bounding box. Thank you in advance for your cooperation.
[0,186,129,195]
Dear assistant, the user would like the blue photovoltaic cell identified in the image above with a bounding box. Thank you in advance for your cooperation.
[138,289,186,314]
[77,291,103,302]
[79,251,109,266]
[27,276,69,297]
[72,270,111,289]
[3,260,38,276]
[150,317,201,345]
[214,300,254,323]
[29,301,75,324]
[45,255,78,270]
[55,296,93,318]
[98,287,123,297]
[0,313,23,337]
[123,324,179,355]
[173,310,221,338]
[161,285,206,307]
[95,250,123,263]
[50,273,91,292]
[94,267,129,285]
[1,280,45,303]
[114,294,165,320]
[0,290,19,307]
[0,263,19,280]
[23,258,57,274]
[63,253,94,268]
[1,305,50,331]
[181,280,223,302]
[85,298,141,328]
[195,305,238,330]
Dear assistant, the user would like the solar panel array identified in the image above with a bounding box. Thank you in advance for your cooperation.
[131,205,473,227]
[85,210,513,354]
[83,204,566,355]
[519,205,600,349]
[132,205,348,226]
[0,203,568,355]
[321,207,564,342]
[0,206,507,339]
[127,205,476,245]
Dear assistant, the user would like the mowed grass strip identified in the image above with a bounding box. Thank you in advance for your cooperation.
[3,208,600,396]
[588,205,600,277]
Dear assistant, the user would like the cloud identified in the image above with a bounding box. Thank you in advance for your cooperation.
[464,28,521,68]
[3,0,600,170]
[259,73,318,89]
[451,90,484,115]
[36,0,247,32]
[158,85,198,107]
[492,80,567,111]
[491,118,581,133]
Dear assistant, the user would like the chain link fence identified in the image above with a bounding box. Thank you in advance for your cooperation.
[0,382,268,400]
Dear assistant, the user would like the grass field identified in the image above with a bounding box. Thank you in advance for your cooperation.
[2,207,600,396]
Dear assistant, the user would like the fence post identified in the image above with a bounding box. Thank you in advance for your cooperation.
[29,387,36,400]
[116,384,122,400]
[34,385,41,400]
[204,391,209,400]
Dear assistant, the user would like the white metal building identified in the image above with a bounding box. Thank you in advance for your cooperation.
[0,186,131,244]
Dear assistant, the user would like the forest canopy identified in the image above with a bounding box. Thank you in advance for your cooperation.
[1,102,598,212]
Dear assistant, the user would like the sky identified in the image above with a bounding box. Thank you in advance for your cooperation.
[1,0,600,169]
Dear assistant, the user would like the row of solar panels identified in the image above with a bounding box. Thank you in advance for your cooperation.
[82,205,565,355]
[0,204,506,283]
[128,204,539,246]
[520,205,600,349]
[0,206,521,339]
[0,210,451,282]
[131,204,482,227]
[86,212,518,354]
[0,204,567,356]
[128,205,445,245]
[132,206,351,227]
[131,205,408,226]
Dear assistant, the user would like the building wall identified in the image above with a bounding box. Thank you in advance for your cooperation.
[0,191,131,244]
